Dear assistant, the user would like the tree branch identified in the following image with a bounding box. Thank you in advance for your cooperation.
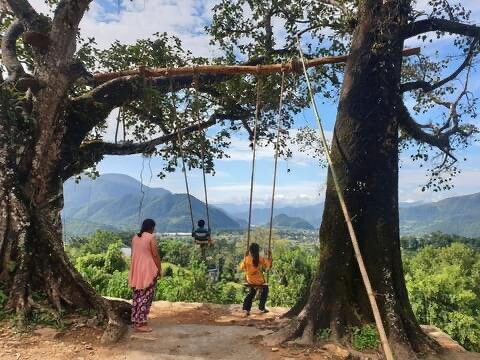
[398,101,450,150]
[123,104,170,134]
[400,42,477,152]
[401,40,478,92]
[71,73,228,125]
[1,19,25,81]
[82,117,217,156]
[5,0,39,25]
[62,107,255,179]
[50,0,93,60]
[92,48,420,83]
[62,112,221,179]
[403,18,480,40]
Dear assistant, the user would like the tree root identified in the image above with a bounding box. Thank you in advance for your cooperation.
[262,315,309,347]
[99,298,131,345]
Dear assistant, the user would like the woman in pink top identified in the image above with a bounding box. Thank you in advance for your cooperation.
[129,219,161,332]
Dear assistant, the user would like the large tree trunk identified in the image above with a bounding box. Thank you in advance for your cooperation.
[0,86,128,344]
[268,1,439,358]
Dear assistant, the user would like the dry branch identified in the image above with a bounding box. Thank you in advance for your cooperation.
[94,47,421,83]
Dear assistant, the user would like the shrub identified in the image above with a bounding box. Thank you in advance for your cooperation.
[405,243,480,351]
[0,286,9,320]
[268,246,317,307]
[104,241,127,273]
[315,328,331,341]
[105,271,131,299]
[351,325,379,351]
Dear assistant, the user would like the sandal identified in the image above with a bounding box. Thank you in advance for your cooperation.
[134,325,153,333]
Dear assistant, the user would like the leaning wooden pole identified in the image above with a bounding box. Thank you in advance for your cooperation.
[94,47,420,83]
[296,37,395,360]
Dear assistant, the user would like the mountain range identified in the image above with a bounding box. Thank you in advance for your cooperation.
[62,174,480,238]
[62,174,241,236]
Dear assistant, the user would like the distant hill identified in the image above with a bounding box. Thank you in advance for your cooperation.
[224,203,324,228]
[267,214,315,230]
[62,174,241,237]
[218,193,480,237]
[399,192,480,237]
[63,174,480,238]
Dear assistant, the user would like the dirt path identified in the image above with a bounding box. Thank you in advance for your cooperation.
[98,324,272,360]
[0,301,478,360]
[0,302,286,360]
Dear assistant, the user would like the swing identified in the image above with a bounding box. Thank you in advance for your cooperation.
[243,70,286,291]
[169,76,212,248]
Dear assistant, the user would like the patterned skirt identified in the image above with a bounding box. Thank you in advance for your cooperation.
[131,277,157,327]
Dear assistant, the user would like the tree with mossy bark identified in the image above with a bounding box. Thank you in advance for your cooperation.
[208,0,480,358]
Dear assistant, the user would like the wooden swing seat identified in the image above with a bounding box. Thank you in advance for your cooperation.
[194,239,211,246]
[243,283,268,289]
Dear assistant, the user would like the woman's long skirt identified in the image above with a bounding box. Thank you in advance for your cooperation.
[131,278,157,327]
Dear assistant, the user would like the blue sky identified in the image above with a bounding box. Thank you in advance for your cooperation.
[30,0,480,206]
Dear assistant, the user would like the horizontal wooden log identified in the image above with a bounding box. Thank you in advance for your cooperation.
[94,47,421,83]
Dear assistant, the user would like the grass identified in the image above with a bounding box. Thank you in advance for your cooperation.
[351,325,379,351]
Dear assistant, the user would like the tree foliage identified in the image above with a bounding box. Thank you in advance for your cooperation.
[405,243,480,351]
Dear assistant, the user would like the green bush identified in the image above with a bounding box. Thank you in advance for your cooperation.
[105,271,132,299]
[79,266,112,293]
[72,235,129,296]
[164,266,174,277]
[219,283,243,304]
[160,240,192,267]
[104,241,127,273]
[31,309,66,330]
[351,325,379,351]
[76,253,106,270]
[315,328,331,341]
[405,243,480,351]
[268,246,317,307]
[156,261,221,303]
[0,286,9,320]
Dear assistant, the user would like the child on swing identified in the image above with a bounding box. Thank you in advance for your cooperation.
[192,219,212,247]
[240,243,272,316]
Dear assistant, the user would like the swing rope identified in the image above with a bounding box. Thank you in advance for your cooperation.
[267,69,285,259]
[200,141,211,231]
[170,77,195,230]
[114,107,122,144]
[246,72,262,251]
[296,37,394,360]
[192,70,212,232]
[138,76,154,223]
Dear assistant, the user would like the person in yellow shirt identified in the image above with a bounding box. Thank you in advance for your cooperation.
[240,243,272,316]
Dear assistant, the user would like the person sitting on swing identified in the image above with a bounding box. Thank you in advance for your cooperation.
[192,219,212,247]
[240,243,272,316]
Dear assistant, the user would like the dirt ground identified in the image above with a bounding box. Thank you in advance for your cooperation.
[0,301,478,360]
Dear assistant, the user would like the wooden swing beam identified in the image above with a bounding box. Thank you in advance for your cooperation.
[94,47,420,83]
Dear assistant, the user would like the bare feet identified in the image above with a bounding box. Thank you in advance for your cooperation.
[134,325,153,333]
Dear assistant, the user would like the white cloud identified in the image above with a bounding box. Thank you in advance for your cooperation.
[413,0,480,16]
[28,0,52,14]
[205,181,325,205]
[399,166,480,202]
[221,129,333,166]
[29,0,218,57]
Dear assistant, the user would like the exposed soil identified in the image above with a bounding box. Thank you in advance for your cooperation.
[0,301,477,360]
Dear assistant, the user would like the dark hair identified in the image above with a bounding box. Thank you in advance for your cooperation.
[198,219,205,227]
[137,218,155,237]
[249,243,260,267]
